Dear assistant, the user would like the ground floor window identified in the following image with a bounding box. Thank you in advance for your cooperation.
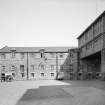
[31,73,34,77]
[51,73,54,76]
[41,73,44,76]
[21,73,25,77]
[20,65,24,72]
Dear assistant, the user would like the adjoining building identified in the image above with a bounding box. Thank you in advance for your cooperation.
[77,11,105,79]
[60,48,79,80]
[0,46,77,80]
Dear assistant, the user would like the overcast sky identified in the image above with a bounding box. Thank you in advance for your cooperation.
[0,0,105,48]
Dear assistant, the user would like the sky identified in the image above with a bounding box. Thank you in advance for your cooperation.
[0,0,105,48]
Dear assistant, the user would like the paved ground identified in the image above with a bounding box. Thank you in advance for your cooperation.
[0,80,105,105]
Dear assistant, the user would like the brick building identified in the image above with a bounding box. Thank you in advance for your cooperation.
[0,46,76,80]
[77,11,105,79]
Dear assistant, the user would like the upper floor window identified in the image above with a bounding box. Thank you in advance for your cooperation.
[41,65,45,70]
[11,65,15,71]
[31,65,34,70]
[41,52,44,58]
[51,65,54,70]
[11,52,16,58]
[21,53,25,59]
[31,53,35,58]
[20,65,24,73]
[21,73,25,77]
[69,53,73,57]
[69,64,73,72]
[1,53,6,59]
[86,42,93,50]
[40,49,45,58]
[50,53,55,58]
[59,53,63,58]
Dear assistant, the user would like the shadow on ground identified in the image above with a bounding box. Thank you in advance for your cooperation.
[16,86,73,105]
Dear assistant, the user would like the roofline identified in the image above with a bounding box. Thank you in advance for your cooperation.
[0,46,78,53]
[77,11,105,39]
[0,51,69,53]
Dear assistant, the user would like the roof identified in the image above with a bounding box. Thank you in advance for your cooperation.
[0,46,77,53]
[77,11,105,39]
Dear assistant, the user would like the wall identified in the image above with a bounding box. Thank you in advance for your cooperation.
[0,52,27,80]
[0,51,68,80]
[61,49,79,79]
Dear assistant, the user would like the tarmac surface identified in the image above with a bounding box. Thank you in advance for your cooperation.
[0,80,105,105]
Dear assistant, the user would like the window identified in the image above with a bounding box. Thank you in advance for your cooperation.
[21,53,24,59]
[50,53,55,58]
[31,53,35,58]
[21,73,25,77]
[60,53,63,58]
[31,73,34,77]
[40,49,45,58]
[51,65,54,70]
[11,52,16,58]
[12,73,15,77]
[41,52,44,58]
[1,53,6,59]
[20,65,24,72]
[41,73,44,76]
[51,73,54,76]
[2,66,5,71]
[41,65,45,70]
[11,65,16,71]
[31,65,34,70]
[70,53,73,57]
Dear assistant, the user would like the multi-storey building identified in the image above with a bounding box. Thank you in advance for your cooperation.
[77,11,105,79]
[0,46,76,80]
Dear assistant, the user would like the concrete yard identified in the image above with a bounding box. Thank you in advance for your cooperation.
[0,80,105,105]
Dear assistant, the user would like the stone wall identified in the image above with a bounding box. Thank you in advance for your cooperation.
[0,52,68,80]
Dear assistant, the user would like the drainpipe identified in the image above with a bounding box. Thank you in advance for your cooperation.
[27,52,29,80]
[56,53,58,79]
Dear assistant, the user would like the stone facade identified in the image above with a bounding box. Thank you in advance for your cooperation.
[60,48,79,79]
[0,46,74,80]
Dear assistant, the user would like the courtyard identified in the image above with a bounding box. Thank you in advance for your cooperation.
[0,80,105,105]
